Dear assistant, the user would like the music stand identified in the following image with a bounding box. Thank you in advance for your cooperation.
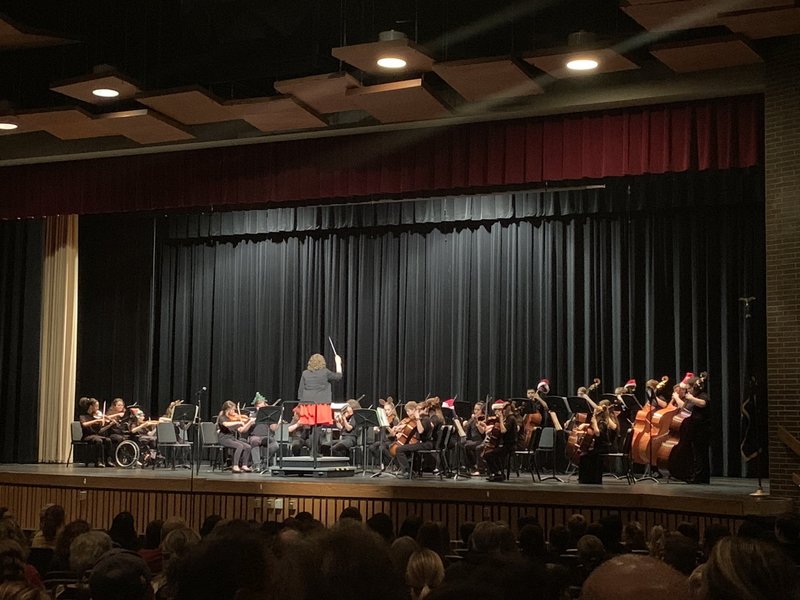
[353,409,380,475]
[171,403,197,470]
[256,406,283,474]
[454,400,472,422]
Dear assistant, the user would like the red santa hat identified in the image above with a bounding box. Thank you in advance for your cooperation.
[625,378,637,388]
[680,372,695,388]
[491,399,507,411]
[537,379,550,393]
[442,398,455,409]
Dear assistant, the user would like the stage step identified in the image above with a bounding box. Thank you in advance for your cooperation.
[273,456,356,478]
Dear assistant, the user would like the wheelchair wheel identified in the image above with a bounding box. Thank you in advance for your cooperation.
[115,440,140,468]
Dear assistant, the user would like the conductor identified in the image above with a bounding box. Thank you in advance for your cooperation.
[297,352,343,427]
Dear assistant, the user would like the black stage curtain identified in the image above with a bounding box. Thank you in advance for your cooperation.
[154,169,764,477]
[77,215,156,417]
[0,219,42,463]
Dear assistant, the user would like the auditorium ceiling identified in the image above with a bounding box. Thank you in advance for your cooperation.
[0,0,792,165]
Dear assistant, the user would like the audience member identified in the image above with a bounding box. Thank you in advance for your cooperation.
[566,513,588,547]
[338,506,363,523]
[48,519,91,574]
[700,523,730,562]
[662,532,699,575]
[406,549,444,600]
[109,512,140,551]
[31,505,65,550]
[366,512,394,543]
[582,554,688,600]
[0,581,49,600]
[69,531,113,579]
[622,521,647,552]
[389,536,418,575]
[775,513,800,564]
[89,549,152,600]
[138,520,163,574]
[700,535,799,600]
[198,515,221,538]
[416,522,450,563]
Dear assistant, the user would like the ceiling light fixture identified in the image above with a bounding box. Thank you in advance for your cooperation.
[92,88,120,98]
[564,31,601,72]
[566,58,599,71]
[0,122,18,130]
[376,29,409,70]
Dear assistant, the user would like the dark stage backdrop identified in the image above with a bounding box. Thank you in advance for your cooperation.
[0,219,42,463]
[147,169,764,477]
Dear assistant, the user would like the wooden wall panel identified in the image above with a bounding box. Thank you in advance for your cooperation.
[0,478,760,540]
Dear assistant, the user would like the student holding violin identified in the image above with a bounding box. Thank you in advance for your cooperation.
[578,401,618,484]
[460,401,487,476]
[482,400,519,482]
[330,399,361,457]
[394,401,434,476]
[77,396,115,467]
[217,401,255,473]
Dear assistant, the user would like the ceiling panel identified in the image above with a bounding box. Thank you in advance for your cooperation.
[718,4,800,38]
[433,58,543,101]
[14,109,110,140]
[137,90,233,125]
[0,15,72,49]
[226,97,327,132]
[51,74,141,104]
[346,79,449,123]
[622,0,722,31]
[274,72,361,114]
[650,36,763,72]
[97,110,193,144]
[524,48,639,79]
[332,38,435,75]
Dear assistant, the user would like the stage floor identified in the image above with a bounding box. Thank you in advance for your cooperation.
[0,463,790,520]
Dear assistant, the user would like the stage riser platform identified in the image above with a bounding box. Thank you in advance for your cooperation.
[0,466,790,540]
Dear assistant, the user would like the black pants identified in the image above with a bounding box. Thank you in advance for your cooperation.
[83,435,112,465]
[692,422,711,483]
[462,439,485,470]
[396,441,433,470]
[332,435,358,457]
[484,448,510,476]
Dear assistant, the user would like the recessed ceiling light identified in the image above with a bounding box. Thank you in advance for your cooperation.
[0,122,18,130]
[92,88,120,98]
[377,56,407,69]
[566,58,599,71]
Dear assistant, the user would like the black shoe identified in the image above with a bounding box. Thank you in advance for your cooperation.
[106,460,116,467]
[95,463,105,468]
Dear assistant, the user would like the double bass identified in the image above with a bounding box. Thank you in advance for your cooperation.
[656,373,706,480]
[630,376,669,465]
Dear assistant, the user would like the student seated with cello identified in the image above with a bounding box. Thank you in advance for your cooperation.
[217,401,254,473]
[394,401,433,477]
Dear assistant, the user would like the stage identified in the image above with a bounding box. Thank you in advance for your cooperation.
[0,463,791,538]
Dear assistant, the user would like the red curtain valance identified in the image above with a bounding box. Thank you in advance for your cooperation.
[1,95,762,218]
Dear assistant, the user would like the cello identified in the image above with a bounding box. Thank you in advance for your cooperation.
[388,397,439,456]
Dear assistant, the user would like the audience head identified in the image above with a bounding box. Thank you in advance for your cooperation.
[518,524,546,559]
[458,522,476,548]
[0,519,27,560]
[0,540,26,583]
[577,534,606,565]
[775,514,800,545]
[406,549,444,600]
[399,515,423,540]
[54,519,91,561]
[199,514,222,538]
[470,522,515,555]
[70,531,113,577]
[89,549,152,600]
[0,581,50,600]
[582,554,688,600]
[390,536,419,575]
[416,522,449,560]
[39,504,66,542]
[567,513,588,545]
[366,512,394,543]
[622,521,647,551]
[109,511,139,550]
[598,514,623,552]
[677,521,700,544]
[548,525,570,554]
[160,517,188,541]
[701,523,731,558]
[662,532,698,575]
[160,527,200,563]
[700,535,799,600]
[143,520,163,550]
[338,506,363,523]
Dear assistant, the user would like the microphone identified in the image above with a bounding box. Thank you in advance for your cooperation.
[738,297,755,303]
[195,386,207,395]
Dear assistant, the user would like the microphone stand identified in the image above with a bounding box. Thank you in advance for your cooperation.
[740,297,768,497]
[192,387,207,473]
